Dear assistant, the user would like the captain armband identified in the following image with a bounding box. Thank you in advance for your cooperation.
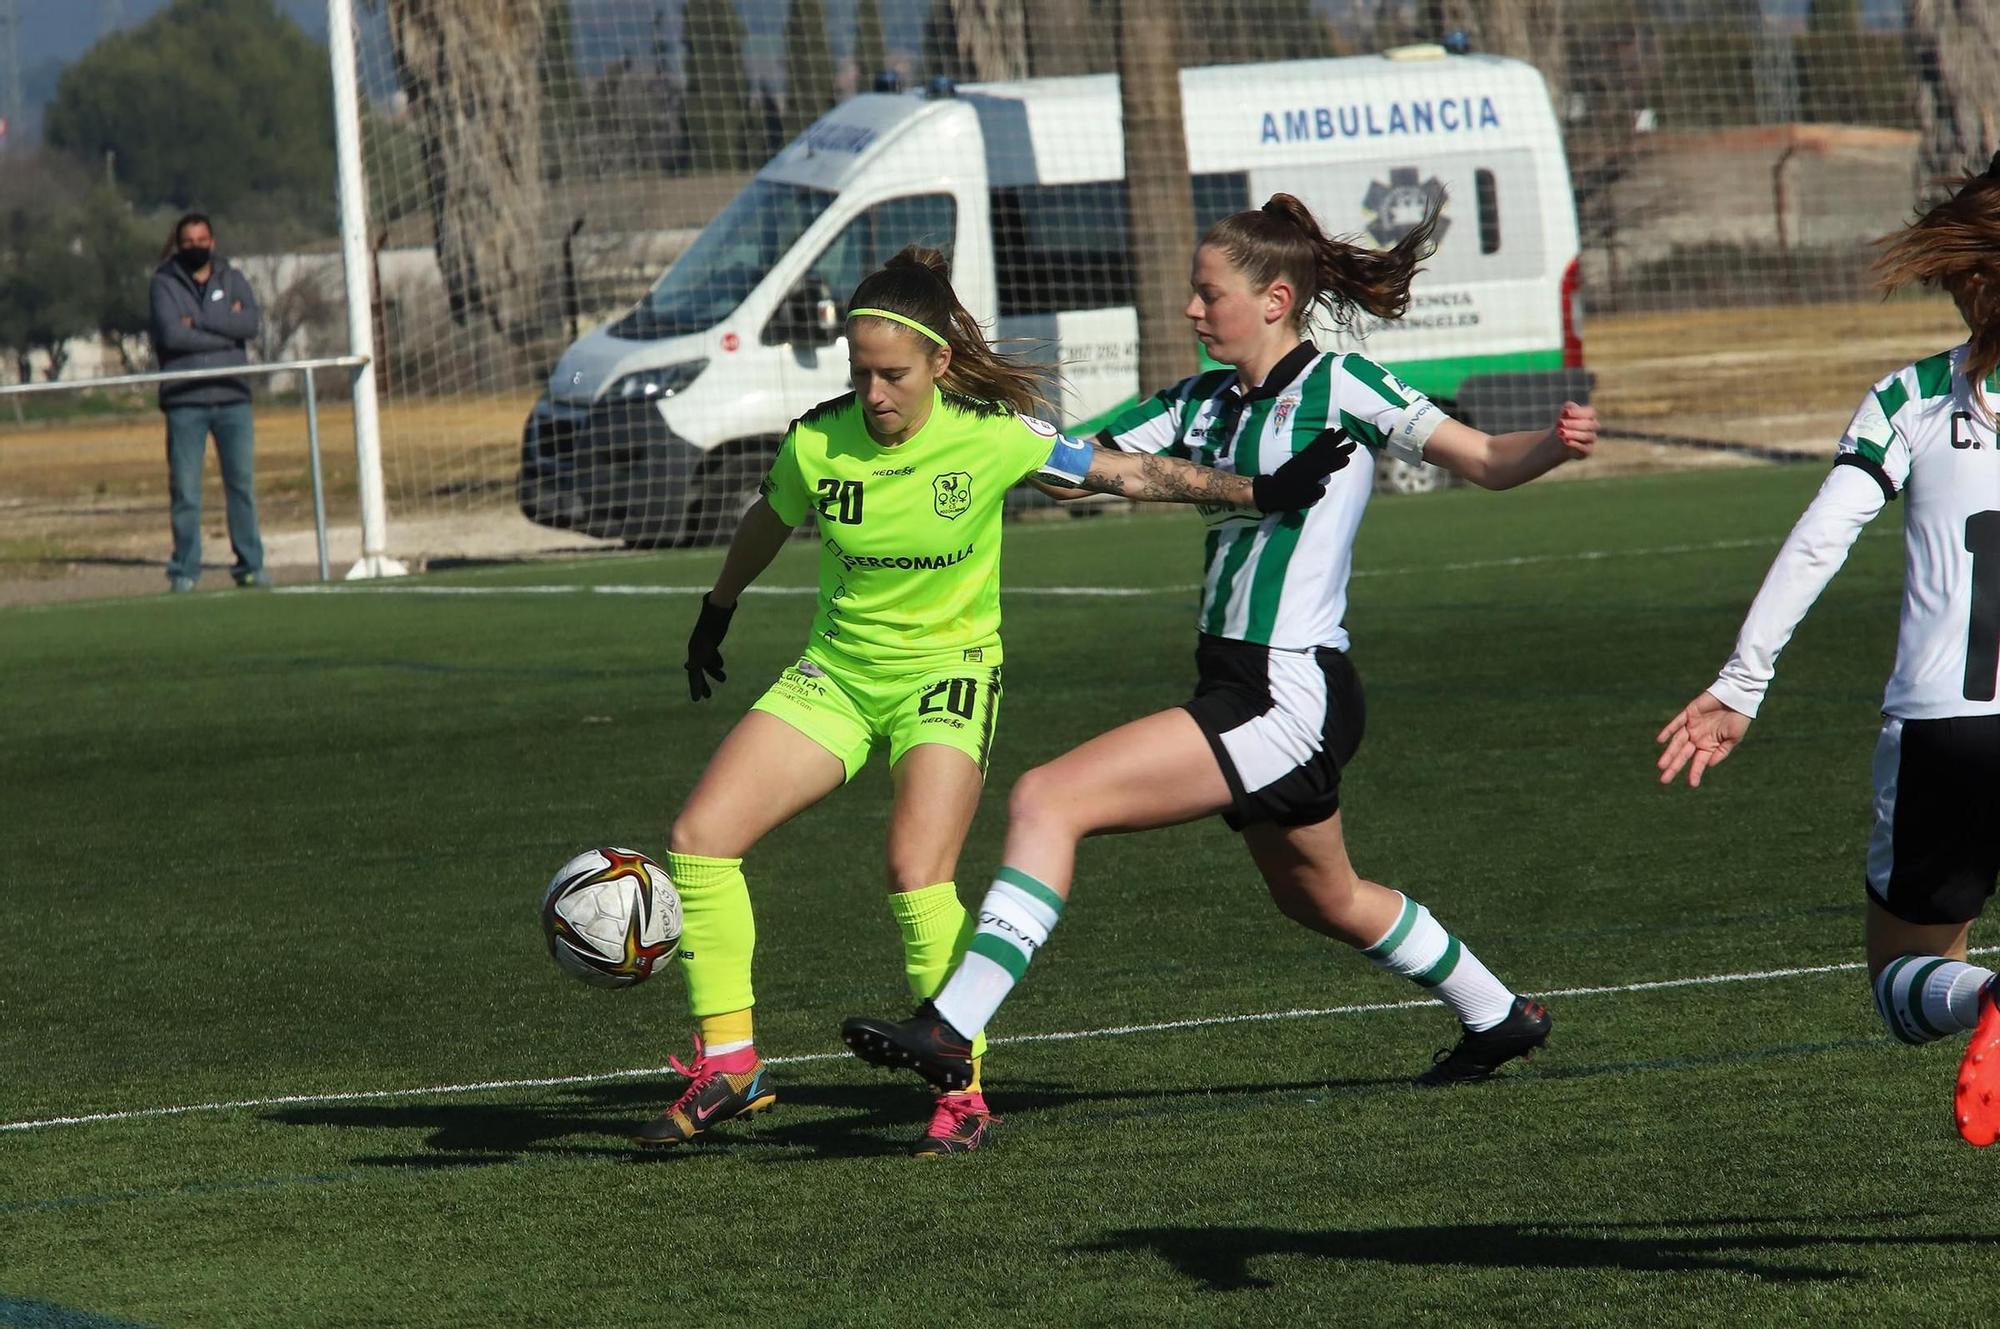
[1383,400,1444,467]
[1028,418,1094,486]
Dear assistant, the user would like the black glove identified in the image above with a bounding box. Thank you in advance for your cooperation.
[685,593,736,701]
[1251,427,1355,514]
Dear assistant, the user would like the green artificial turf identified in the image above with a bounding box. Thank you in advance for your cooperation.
[3,466,1993,1328]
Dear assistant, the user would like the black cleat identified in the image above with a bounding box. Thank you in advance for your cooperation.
[630,1040,776,1147]
[912,1092,999,1157]
[840,1001,975,1092]
[1414,996,1551,1086]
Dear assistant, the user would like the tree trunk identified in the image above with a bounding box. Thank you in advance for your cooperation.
[783,0,837,141]
[854,0,888,91]
[384,0,556,348]
[1119,0,1196,394]
[683,0,755,170]
[1026,0,1112,76]
[37,340,70,381]
[1421,0,1567,116]
[937,0,1028,81]
[1909,0,2000,198]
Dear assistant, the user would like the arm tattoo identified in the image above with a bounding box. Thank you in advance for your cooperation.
[1080,449,1254,506]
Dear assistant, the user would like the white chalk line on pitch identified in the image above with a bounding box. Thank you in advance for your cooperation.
[7,945,1994,1136]
[274,583,1165,598]
[272,529,1890,602]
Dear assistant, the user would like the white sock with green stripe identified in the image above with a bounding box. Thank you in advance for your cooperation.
[1362,892,1515,1032]
[1874,955,1994,1045]
[931,866,1065,1040]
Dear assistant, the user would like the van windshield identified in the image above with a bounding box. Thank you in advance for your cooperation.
[609,180,835,341]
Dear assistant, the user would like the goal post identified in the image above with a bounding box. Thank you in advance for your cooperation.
[327,0,405,580]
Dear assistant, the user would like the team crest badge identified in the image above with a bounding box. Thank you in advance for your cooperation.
[934,471,973,519]
[1272,395,1299,431]
[1363,167,1449,248]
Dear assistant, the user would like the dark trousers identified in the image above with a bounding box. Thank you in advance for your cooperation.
[165,401,263,583]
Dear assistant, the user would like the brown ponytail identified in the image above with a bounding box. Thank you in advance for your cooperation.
[1873,155,2000,418]
[1201,192,1440,335]
[847,246,1053,416]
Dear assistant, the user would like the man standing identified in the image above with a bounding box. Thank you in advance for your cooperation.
[149,212,266,591]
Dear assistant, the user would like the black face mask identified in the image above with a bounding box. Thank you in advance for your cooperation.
[175,246,212,274]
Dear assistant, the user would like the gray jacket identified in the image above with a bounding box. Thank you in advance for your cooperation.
[149,255,261,408]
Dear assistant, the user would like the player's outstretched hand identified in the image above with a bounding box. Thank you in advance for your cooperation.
[1655,691,1752,788]
[1551,401,1598,463]
[685,593,736,701]
[1253,427,1354,513]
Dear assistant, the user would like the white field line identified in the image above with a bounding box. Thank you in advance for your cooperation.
[273,584,1167,598]
[8,946,1992,1136]
[272,530,1882,602]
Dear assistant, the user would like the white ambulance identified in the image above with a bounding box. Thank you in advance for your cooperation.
[519,45,1589,543]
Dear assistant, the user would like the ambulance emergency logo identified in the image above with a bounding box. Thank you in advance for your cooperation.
[1363,167,1449,248]
[934,471,973,519]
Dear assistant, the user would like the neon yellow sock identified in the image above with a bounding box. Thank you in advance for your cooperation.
[666,851,756,1019]
[699,1007,755,1053]
[888,881,987,1060]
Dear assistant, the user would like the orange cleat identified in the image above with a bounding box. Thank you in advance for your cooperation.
[1954,983,2000,1147]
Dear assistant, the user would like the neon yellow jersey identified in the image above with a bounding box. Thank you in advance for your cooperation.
[759,387,1094,672]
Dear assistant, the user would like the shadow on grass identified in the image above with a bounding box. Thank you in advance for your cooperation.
[31,553,163,568]
[265,1080,937,1165]
[256,1079,959,1165]
[258,1037,1886,1170]
[259,1074,1381,1167]
[1083,1214,2000,1289]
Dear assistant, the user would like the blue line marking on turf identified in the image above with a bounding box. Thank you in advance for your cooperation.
[0,1294,161,1328]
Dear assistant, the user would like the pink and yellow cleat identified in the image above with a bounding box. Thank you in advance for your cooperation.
[632,1038,777,1147]
[913,1090,998,1157]
[1954,982,2000,1147]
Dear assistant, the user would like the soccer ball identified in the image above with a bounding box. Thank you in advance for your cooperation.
[540,848,682,989]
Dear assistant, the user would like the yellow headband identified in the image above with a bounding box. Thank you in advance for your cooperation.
[847,306,947,347]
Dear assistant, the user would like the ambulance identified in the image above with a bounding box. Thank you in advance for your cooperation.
[519,44,1589,543]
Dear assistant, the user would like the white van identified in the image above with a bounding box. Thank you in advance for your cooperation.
[519,45,1589,544]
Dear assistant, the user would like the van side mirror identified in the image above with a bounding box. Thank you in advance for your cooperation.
[765,277,843,348]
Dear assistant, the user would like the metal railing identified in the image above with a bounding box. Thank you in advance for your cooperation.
[0,355,369,582]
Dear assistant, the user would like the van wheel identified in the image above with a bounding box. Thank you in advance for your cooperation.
[1373,456,1452,496]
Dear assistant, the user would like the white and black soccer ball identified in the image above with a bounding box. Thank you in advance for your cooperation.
[540,848,682,989]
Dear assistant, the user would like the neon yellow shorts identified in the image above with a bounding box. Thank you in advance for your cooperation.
[750,649,1004,781]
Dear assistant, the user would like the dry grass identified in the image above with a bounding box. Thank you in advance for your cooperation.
[0,295,1968,592]
[0,394,534,510]
[1589,295,1964,445]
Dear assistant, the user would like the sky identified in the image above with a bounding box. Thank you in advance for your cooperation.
[6,1,324,141]
[20,0,326,67]
[4,0,1913,143]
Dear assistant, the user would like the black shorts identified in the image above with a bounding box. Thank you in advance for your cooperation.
[1182,633,1365,832]
[1866,714,2000,925]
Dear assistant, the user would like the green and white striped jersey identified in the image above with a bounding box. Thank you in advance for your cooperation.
[1099,341,1444,650]
[1710,343,2000,720]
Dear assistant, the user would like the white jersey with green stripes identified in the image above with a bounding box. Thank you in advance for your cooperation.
[1710,343,2000,720]
[1099,341,1443,651]
[1842,344,2000,715]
